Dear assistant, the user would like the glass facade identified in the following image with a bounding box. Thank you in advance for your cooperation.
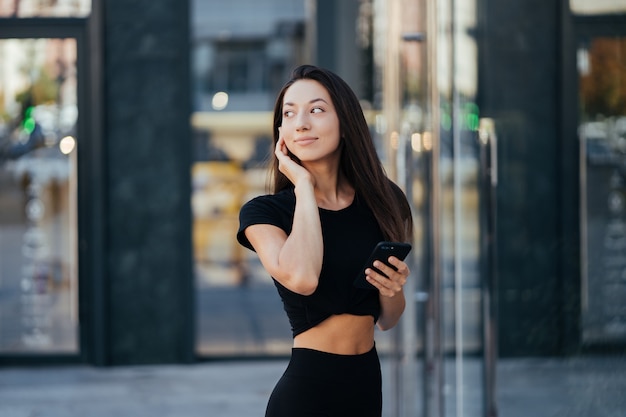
[190,0,308,356]
[373,0,491,415]
[190,0,494,414]
[579,36,626,345]
[0,0,623,416]
[0,38,79,353]
[435,0,487,413]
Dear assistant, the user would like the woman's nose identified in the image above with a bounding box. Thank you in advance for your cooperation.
[295,113,310,131]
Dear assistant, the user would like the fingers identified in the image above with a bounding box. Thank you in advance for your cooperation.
[275,136,287,157]
[275,137,294,172]
[375,256,410,280]
[365,257,409,297]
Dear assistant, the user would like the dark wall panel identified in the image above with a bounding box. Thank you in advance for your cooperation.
[103,0,193,364]
[479,0,562,356]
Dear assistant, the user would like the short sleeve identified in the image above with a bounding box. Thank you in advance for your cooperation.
[236,191,294,251]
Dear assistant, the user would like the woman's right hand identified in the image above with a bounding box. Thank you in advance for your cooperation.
[275,134,314,188]
[246,132,322,296]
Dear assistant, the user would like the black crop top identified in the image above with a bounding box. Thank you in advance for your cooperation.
[237,188,383,337]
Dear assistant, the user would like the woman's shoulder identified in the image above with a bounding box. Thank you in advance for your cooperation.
[243,187,295,209]
[237,188,296,249]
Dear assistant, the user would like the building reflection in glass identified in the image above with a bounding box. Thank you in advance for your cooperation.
[0,38,78,353]
[190,0,307,356]
[579,37,626,345]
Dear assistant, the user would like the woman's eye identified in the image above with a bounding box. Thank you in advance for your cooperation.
[311,107,324,114]
[283,110,294,117]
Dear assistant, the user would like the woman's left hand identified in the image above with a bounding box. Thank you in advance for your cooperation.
[365,256,410,298]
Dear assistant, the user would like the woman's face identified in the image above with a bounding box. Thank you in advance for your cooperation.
[280,79,341,165]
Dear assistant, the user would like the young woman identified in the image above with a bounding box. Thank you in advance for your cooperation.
[237,64,413,417]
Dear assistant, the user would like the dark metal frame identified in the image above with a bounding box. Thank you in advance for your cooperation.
[423,0,444,415]
[559,0,582,356]
[478,120,498,417]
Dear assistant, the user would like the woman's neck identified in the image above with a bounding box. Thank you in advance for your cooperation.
[313,174,354,210]
[301,156,353,210]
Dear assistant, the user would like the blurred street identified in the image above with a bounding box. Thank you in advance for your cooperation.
[1,355,626,417]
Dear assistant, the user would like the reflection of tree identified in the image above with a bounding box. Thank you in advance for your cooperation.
[580,38,626,118]
[15,68,59,109]
[0,43,60,164]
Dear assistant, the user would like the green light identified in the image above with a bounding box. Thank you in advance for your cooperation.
[23,117,36,134]
[466,113,479,131]
[464,102,480,131]
[22,106,36,134]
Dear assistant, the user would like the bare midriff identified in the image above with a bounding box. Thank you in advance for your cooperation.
[293,314,375,355]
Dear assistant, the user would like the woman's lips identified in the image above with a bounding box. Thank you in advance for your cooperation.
[294,137,317,145]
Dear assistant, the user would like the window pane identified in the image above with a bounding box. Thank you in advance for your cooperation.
[579,37,626,344]
[0,38,79,353]
[0,0,90,18]
[191,0,307,356]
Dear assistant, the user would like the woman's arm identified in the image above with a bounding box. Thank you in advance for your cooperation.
[244,137,324,295]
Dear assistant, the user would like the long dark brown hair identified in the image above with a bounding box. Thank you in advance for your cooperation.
[270,64,413,243]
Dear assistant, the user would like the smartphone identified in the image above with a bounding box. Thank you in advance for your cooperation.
[353,241,412,289]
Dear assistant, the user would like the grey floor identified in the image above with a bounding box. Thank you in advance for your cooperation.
[1,355,626,417]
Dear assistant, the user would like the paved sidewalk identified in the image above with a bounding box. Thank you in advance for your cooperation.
[1,356,626,417]
[0,360,286,417]
[496,356,626,417]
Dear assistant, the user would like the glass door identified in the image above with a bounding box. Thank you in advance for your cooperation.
[371,0,429,414]
[374,0,494,415]
[190,0,309,357]
[431,0,489,415]
[0,37,79,354]
[578,35,626,346]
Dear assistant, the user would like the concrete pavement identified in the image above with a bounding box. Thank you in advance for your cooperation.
[1,355,626,417]
[0,360,284,417]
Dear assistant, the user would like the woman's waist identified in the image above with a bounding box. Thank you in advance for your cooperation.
[293,313,375,355]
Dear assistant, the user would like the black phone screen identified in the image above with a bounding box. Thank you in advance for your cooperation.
[353,241,412,289]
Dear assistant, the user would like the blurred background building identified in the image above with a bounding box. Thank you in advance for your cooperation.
[0,0,625,416]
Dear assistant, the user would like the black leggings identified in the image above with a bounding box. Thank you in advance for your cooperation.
[265,345,382,417]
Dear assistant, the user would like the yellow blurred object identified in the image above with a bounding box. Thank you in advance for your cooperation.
[192,161,248,278]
